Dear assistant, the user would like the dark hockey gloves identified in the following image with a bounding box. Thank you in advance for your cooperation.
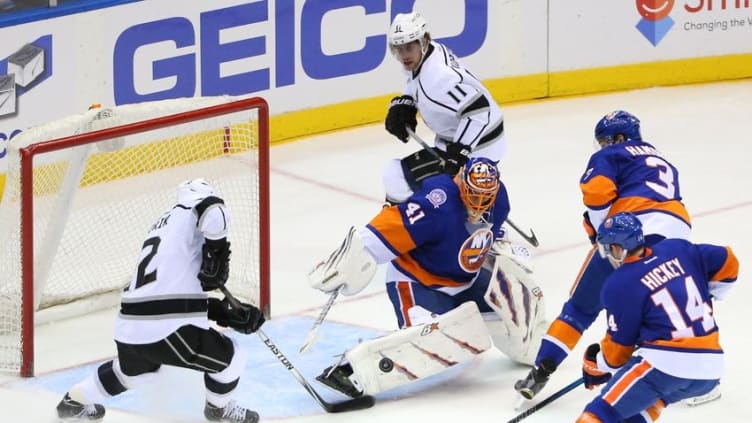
[582,211,597,245]
[385,95,417,143]
[208,297,265,334]
[443,142,471,175]
[582,343,612,389]
[198,239,231,291]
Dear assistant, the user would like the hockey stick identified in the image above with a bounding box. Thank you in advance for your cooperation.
[299,286,342,353]
[505,219,539,247]
[506,377,583,423]
[405,127,540,248]
[218,286,375,413]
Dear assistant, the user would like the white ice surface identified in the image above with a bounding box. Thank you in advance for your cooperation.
[1,79,750,422]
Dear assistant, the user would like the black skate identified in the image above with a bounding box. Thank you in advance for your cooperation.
[514,359,556,400]
[56,393,105,422]
[204,401,259,423]
[316,363,363,398]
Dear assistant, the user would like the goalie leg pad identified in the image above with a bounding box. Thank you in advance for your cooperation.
[483,241,548,365]
[343,301,492,396]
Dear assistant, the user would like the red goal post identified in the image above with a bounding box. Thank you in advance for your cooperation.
[0,96,270,377]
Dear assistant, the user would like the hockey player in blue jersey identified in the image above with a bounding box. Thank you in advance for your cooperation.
[307,157,548,398]
[516,110,695,400]
[575,212,738,422]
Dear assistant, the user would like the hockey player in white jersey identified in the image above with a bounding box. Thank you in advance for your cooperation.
[55,179,265,423]
[383,12,508,203]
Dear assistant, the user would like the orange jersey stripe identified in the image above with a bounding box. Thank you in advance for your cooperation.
[601,333,636,368]
[393,255,466,288]
[609,196,691,225]
[569,246,599,296]
[397,282,415,327]
[581,175,617,208]
[546,319,582,350]
[644,331,722,352]
[369,206,417,254]
[645,400,665,420]
[603,360,652,405]
[711,246,739,282]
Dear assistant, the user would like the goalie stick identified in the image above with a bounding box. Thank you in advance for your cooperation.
[506,377,583,423]
[218,286,375,413]
[405,127,540,248]
[299,286,342,353]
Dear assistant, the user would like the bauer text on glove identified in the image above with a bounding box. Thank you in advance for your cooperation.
[385,95,418,142]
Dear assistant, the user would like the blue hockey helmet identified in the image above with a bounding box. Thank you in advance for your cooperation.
[594,110,642,147]
[596,212,644,266]
[457,157,500,222]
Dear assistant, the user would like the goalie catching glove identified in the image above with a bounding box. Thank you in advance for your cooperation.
[198,238,231,291]
[385,95,418,143]
[308,227,377,296]
[208,296,265,334]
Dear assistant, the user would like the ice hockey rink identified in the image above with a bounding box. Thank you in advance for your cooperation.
[1,79,750,422]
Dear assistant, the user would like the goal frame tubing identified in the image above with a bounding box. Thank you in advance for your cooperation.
[18,97,270,377]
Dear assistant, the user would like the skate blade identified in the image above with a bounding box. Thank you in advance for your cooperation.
[684,384,721,407]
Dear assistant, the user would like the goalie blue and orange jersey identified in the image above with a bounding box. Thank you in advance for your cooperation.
[363,173,510,288]
[599,238,739,380]
[580,139,691,235]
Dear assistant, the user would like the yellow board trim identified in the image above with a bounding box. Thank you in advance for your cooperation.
[2,53,752,201]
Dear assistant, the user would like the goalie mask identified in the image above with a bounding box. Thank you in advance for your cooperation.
[596,212,644,268]
[457,157,500,222]
[388,12,430,70]
[178,178,217,207]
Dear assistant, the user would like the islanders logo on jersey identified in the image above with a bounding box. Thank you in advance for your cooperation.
[635,0,676,46]
[457,228,494,273]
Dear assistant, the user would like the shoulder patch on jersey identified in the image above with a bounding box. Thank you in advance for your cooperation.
[581,167,594,181]
[425,188,448,208]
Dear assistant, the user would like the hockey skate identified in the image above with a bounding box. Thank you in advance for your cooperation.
[56,393,105,422]
[204,401,259,423]
[316,363,364,398]
[514,359,556,400]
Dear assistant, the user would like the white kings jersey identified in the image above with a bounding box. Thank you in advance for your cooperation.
[114,196,230,344]
[404,41,505,155]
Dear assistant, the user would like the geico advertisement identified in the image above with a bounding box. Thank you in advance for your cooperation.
[1,0,528,166]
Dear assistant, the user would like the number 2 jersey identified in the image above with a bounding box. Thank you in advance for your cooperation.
[599,238,739,379]
[114,196,230,344]
[580,139,691,240]
[359,173,510,290]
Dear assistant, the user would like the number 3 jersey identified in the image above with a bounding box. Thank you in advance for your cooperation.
[599,238,739,379]
[114,197,230,344]
[359,173,510,290]
[580,139,691,239]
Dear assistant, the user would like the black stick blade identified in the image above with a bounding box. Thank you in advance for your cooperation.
[326,395,375,413]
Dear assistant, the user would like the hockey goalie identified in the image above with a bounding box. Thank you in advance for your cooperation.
[307,157,548,398]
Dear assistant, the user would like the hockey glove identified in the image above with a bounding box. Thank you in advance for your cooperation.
[582,211,597,245]
[443,143,471,175]
[582,343,612,389]
[198,239,231,291]
[385,95,418,143]
[208,297,265,334]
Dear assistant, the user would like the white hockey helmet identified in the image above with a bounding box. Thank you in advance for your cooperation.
[388,12,429,48]
[178,178,217,206]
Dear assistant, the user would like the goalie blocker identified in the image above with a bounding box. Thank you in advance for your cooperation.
[313,235,548,398]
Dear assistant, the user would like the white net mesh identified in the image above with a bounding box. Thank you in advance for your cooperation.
[0,97,267,375]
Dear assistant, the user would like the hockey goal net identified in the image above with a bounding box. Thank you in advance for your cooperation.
[0,96,270,377]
